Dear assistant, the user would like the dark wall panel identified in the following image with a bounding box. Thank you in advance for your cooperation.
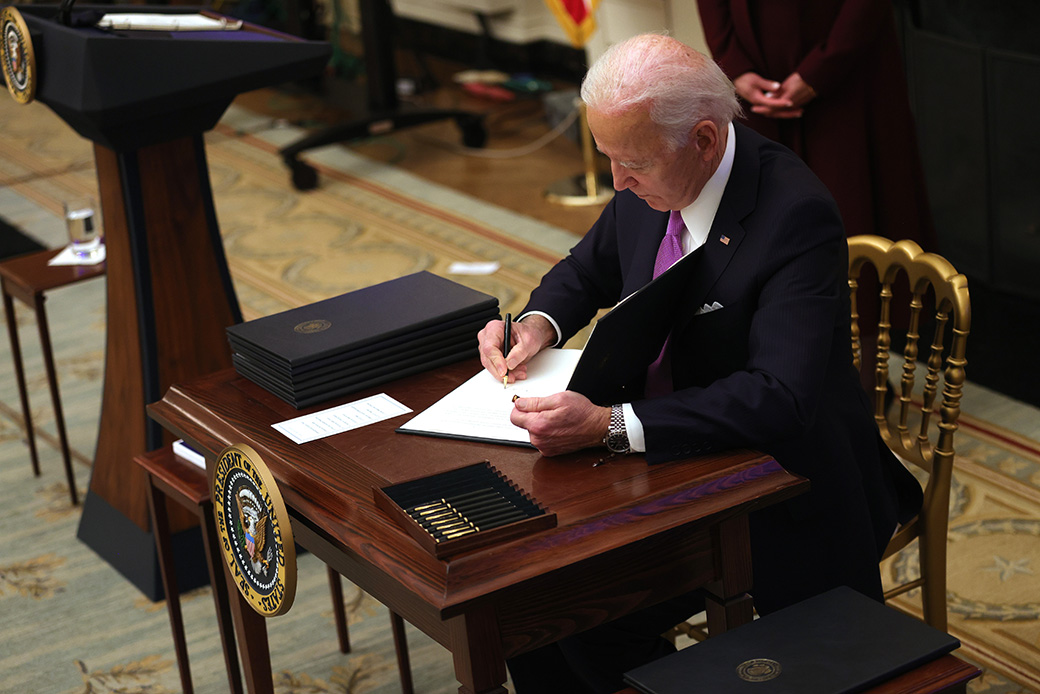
[987,50,1040,299]
[910,30,990,281]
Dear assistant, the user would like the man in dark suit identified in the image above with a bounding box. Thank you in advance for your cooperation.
[477,33,922,694]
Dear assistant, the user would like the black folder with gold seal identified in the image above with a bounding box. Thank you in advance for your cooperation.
[226,271,499,407]
[227,271,498,370]
[623,587,959,694]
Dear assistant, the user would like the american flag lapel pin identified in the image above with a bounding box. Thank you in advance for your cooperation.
[720,235,731,245]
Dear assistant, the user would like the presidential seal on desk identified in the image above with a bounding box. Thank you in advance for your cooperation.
[1,7,36,104]
[213,444,297,616]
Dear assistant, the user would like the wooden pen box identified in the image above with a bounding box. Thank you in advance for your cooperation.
[374,461,556,558]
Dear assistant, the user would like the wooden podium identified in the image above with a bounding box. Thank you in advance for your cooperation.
[11,5,330,599]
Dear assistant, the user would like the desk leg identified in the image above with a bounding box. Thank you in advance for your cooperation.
[705,591,754,636]
[3,289,40,477]
[390,610,414,694]
[33,295,77,504]
[199,498,245,694]
[225,566,274,694]
[705,514,754,636]
[147,477,193,694]
[326,568,351,654]
[449,607,508,694]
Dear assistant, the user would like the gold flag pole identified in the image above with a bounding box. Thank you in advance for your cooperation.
[544,99,613,206]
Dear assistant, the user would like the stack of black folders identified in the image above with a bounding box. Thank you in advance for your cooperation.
[624,586,960,694]
[226,271,500,408]
[374,461,556,558]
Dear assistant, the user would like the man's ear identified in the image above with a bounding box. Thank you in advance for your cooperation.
[691,120,720,160]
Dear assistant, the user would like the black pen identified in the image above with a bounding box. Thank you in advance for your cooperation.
[502,313,512,389]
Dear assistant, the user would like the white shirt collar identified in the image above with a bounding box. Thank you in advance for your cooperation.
[678,121,736,253]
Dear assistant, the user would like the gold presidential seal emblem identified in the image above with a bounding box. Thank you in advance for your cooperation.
[212,444,297,616]
[736,658,782,682]
[294,319,331,334]
[1,7,36,104]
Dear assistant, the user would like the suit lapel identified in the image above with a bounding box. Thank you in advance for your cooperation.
[674,124,760,329]
[626,210,671,296]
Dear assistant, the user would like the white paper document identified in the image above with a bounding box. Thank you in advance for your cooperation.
[47,244,106,266]
[273,393,412,444]
[447,261,501,275]
[172,439,206,470]
[396,348,582,446]
[97,13,244,31]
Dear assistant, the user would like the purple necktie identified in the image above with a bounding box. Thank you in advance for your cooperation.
[646,211,686,397]
[653,210,686,279]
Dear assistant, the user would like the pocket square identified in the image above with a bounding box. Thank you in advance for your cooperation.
[695,301,723,316]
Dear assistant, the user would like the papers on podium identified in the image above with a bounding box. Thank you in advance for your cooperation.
[396,349,582,447]
[97,13,244,31]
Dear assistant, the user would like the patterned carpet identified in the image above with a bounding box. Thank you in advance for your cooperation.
[1,93,1039,693]
[886,409,1040,691]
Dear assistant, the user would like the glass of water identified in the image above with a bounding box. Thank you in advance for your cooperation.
[63,195,102,260]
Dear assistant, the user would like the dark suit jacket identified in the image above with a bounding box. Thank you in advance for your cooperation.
[522,124,922,614]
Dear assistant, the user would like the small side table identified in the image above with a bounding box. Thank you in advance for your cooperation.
[0,247,106,505]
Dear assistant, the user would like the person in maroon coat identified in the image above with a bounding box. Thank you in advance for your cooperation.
[696,0,937,249]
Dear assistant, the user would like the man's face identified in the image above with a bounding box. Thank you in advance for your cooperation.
[587,105,715,212]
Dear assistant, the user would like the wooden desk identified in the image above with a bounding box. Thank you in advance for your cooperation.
[615,653,982,694]
[148,361,808,694]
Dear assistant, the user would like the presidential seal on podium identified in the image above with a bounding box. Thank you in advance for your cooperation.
[212,444,297,616]
[1,7,36,104]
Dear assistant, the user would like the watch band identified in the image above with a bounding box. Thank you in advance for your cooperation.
[603,404,631,454]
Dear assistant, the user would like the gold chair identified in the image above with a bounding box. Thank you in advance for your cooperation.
[668,236,970,644]
[848,235,971,631]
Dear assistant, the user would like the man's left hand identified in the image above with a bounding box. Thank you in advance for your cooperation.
[510,391,611,457]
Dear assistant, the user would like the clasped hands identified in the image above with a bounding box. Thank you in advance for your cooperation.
[477,316,611,457]
[734,71,816,119]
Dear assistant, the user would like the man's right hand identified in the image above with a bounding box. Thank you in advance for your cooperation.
[477,314,556,384]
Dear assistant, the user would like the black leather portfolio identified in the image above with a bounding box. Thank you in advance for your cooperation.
[226,271,498,407]
[226,271,498,369]
[234,348,478,409]
[623,587,959,694]
[568,247,702,406]
[228,308,497,379]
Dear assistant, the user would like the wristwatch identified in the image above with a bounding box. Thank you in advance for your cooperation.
[603,404,631,454]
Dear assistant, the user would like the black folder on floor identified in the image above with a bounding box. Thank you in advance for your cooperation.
[623,587,959,694]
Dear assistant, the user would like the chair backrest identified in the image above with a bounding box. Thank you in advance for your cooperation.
[847,235,971,630]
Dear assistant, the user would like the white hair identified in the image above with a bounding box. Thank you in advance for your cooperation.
[581,33,742,151]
